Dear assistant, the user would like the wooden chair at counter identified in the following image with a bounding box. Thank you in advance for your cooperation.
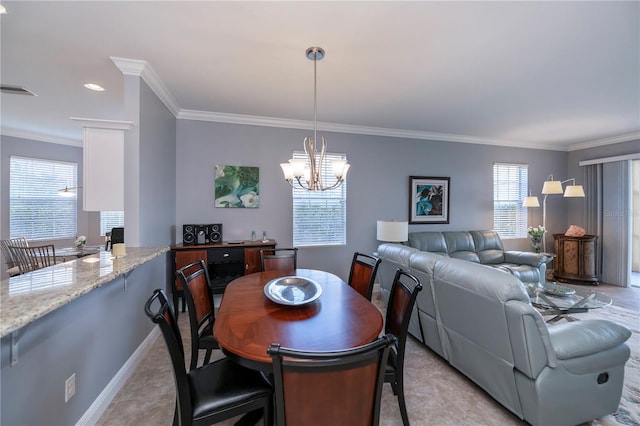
[348,252,381,301]
[260,248,298,271]
[0,237,28,276]
[384,268,422,426]
[267,334,395,426]
[176,260,220,371]
[8,243,57,274]
[144,289,273,426]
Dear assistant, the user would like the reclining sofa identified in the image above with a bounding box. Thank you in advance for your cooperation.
[406,230,550,285]
[377,243,631,426]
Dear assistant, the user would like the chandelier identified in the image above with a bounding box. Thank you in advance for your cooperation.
[280,47,350,191]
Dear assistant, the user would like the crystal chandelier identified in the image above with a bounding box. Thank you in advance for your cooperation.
[280,47,350,191]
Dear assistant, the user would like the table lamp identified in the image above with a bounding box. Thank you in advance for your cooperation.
[377,220,409,242]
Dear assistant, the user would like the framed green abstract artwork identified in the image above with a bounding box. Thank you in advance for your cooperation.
[215,165,260,208]
[409,176,450,224]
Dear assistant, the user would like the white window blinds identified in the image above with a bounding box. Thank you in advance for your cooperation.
[100,211,124,236]
[493,163,528,238]
[292,151,347,247]
[10,156,78,240]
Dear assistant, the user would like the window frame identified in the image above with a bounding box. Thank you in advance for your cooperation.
[9,156,78,241]
[493,163,529,239]
[292,151,347,247]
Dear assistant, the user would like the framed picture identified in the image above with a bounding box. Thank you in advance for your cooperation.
[409,176,450,224]
[215,165,260,208]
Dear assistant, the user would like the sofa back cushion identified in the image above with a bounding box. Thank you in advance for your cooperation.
[471,230,505,264]
[443,232,480,262]
[407,232,449,256]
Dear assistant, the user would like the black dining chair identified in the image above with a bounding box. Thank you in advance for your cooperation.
[144,289,273,426]
[267,334,395,426]
[384,268,422,426]
[348,252,381,301]
[176,260,219,371]
[260,248,298,271]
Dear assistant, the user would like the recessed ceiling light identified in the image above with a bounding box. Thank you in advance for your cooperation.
[84,83,105,92]
[0,5,7,14]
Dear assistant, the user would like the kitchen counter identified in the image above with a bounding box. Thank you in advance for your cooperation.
[0,246,169,338]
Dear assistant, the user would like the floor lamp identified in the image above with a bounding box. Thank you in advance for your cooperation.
[525,175,585,253]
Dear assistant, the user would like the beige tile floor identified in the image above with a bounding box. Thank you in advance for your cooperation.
[97,282,639,426]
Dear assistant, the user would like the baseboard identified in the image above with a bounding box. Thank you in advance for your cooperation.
[373,282,381,295]
[76,326,160,426]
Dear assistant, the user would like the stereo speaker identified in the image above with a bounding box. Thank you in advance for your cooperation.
[183,224,223,245]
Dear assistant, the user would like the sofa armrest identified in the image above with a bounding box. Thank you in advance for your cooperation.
[504,251,551,267]
[548,319,631,359]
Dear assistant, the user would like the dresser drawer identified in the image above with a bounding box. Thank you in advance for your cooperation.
[207,247,243,263]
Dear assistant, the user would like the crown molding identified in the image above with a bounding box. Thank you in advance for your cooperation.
[110,57,180,117]
[177,109,568,151]
[568,132,640,152]
[0,127,82,146]
[69,117,135,130]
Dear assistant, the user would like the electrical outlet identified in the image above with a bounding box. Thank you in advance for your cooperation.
[65,373,76,403]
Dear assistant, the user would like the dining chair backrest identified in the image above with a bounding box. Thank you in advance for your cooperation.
[267,334,395,426]
[260,248,298,271]
[384,268,422,426]
[1,237,28,270]
[8,243,56,274]
[348,252,381,301]
[176,260,219,370]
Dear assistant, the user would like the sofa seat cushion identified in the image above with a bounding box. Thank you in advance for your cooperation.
[498,263,539,284]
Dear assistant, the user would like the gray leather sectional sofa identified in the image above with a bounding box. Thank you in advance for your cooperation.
[407,230,550,285]
[377,242,631,426]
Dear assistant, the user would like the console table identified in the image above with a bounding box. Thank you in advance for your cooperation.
[553,234,599,284]
[171,240,277,294]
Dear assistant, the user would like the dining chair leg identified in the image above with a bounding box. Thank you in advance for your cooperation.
[397,376,410,426]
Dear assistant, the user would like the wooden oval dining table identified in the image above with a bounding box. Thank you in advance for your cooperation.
[213,268,384,370]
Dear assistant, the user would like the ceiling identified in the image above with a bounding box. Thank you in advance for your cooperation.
[1,1,639,151]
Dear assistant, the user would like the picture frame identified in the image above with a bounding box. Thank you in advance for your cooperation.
[409,176,450,224]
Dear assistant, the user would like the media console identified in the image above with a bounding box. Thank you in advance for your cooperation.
[171,240,277,295]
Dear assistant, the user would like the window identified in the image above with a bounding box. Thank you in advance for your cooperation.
[10,156,78,240]
[493,163,528,238]
[100,211,124,236]
[292,151,347,247]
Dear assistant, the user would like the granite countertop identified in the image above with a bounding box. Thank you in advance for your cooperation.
[0,246,169,338]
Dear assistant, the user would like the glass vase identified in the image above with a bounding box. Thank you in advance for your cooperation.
[530,236,542,253]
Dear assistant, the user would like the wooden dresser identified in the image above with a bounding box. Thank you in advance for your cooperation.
[552,234,599,284]
[172,240,277,294]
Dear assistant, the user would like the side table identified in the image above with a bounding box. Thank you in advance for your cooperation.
[553,234,599,285]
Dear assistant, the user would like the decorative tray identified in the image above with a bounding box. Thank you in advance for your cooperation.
[264,276,322,306]
[542,282,576,296]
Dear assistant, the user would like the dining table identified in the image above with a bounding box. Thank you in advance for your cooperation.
[213,268,384,371]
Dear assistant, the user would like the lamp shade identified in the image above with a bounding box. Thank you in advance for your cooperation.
[564,185,585,197]
[377,220,408,242]
[522,196,540,207]
[541,180,563,194]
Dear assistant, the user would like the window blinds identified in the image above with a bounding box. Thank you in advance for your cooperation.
[10,156,78,240]
[100,211,124,236]
[493,163,528,238]
[292,151,347,247]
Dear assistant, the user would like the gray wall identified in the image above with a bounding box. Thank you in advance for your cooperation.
[176,120,569,281]
[0,254,167,425]
[123,77,177,247]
